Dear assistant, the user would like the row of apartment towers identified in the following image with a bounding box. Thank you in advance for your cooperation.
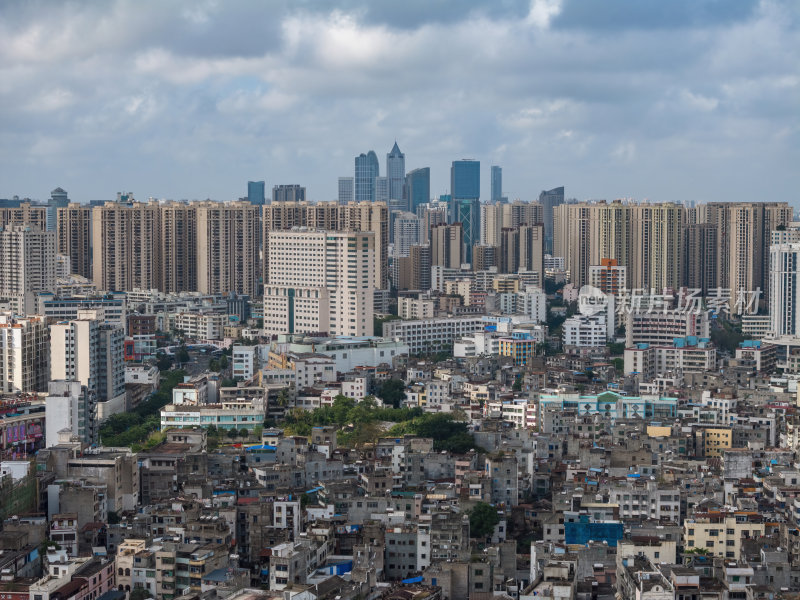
[0,197,791,303]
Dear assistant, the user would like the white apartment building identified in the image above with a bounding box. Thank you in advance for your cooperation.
[0,225,56,314]
[562,314,610,348]
[624,337,717,378]
[383,315,487,355]
[232,345,257,380]
[0,313,49,393]
[45,380,96,447]
[626,309,709,347]
[161,398,264,432]
[398,297,435,320]
[264,229,375,337]
[770,242,800,338]
[50,310,125,406]
[172,312,227,340]
[495,286,546,322]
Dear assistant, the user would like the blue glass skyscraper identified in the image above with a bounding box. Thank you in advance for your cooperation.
[247,181,265,205]
[355,151,380,202]
[450,160,480,265]
[386,142,405,204]
[491,166,502,203]
[405,167,430,214]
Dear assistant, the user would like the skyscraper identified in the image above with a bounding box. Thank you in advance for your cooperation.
[431,223,464,269]
[159,202,197,293]
[539,186,564,255]
[684,223,718,295]
[405,167,430,215]
[490,166,502,203]
[247,181,266,206]
[355,151,380,203]
[0,313,49,393]
[451,160,480,201]
[338,177,354,204]
[386,142,406,203]
[272,185,306,203]
[47,187,69,232]
[57,203,93,279]
[770,243,800,337]
[0,225,57,314]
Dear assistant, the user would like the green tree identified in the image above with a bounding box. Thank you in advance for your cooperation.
[226,429,239,439]
[129,587,151,600]
[156,354,174,372]
[469,502,501,538]
[176,345,190,363]
[512,375,523,392]
[220,354,229,369]
[378,379,406,408]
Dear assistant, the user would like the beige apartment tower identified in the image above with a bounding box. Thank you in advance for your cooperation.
[0,225,57,314]
[0,202,48,231]
[0,313,49,393]
[57,203,92,278]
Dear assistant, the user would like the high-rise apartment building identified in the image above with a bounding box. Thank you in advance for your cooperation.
[0,225,57,314]
[91,202,160,293]
[431,223,464,269]
[50,309,125,406]
[195,201,260,297]
[393,212,422,258]
[0,313,49,393]
[684,223,718,295]
[539,186,564,255]
[405,168,430,215]
[355,151,380,203]
[589,259,627,297]
[386,142,405,202]
[483,201,544,247]
[247,181,266,206]
[490,166,502,203]
[159,202,197,294]
[0,202,48,231]
[554,203,592,286]
[45,380,97,448]
[769,243,800,338]
[263,230,375,337]
[629,203,684,291]
[57,203,92,279]
[338,177,354,204]
[272,185,306,203]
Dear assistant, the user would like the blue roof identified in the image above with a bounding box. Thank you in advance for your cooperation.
[402,576,424,584]
[245,444,276,451]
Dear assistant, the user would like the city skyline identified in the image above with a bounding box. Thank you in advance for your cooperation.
[0,1,797,206]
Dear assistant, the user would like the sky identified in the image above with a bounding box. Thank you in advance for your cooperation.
[0,0,798,206]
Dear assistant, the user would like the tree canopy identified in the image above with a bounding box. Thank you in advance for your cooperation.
[470,502,501,538]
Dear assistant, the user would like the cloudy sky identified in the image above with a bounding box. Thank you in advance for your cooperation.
[1,0,798,205]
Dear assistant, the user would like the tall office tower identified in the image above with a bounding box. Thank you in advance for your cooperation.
[628,203,684,292]
[0,202,48,230]
[247,181,266,206]
[46,380,97,448]
[431,223,464,269]
[57,203,92,279]
[264,230,375,336]
[272,185,306,203]
[338,177,354,204]
[196,201,260,297]
[0,313,49,393]
[159,202,197,293]
[472,245,497,271]
[684,223,718,295]
[490,166,502,203]
[539,186,565,255]
[405,167,430,215]
[770,243,800,337]
[554,203,592,286]
[449,160,480,264]
[0,225,57,314]
[92,202,160,293]
[47,187,69,232]
[518,223,545,278]
[375,176,389,203]
[589,259,628,297]
[50,310,125,405]
[339,201,390,290]
[393,212,422,258]
[355,151,380,203]
[387,142,406,202]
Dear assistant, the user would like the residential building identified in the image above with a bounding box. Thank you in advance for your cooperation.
[0,313,49,393]
[0,225,56,313]
[272,184,306,203]
[56,203,92,279]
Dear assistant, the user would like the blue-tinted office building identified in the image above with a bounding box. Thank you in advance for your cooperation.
[491,166,502,203]
[248,181,266,205]
[355,151,380,203]
[451,159,480,200]
[405,167,430,214]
